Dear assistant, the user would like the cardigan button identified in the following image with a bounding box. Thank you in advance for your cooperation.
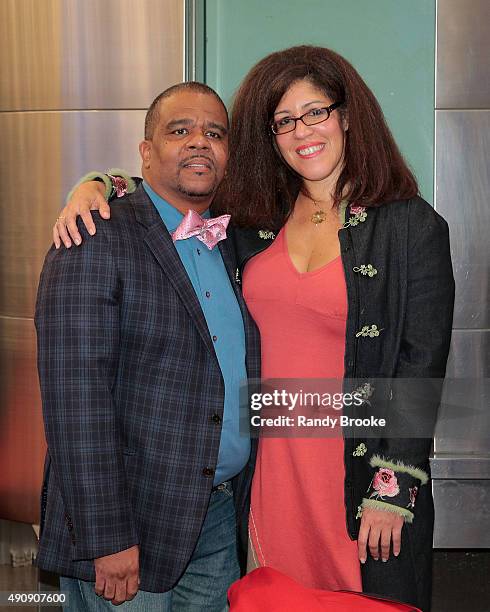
[202,467,215,478]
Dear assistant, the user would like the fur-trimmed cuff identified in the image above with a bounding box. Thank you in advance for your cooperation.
[361,498,415,523]
[369,454,429,485]
[362,455,429,520]
[66,171,112,204]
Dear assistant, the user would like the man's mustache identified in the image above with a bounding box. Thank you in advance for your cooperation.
[179,154,216,171]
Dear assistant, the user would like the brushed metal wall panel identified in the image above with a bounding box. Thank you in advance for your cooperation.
[0,110,145,319]
[434,331,489,455]
[445,330,489,379]
[435,110,489,329]
[433,479,490,547]
[0,317,45,524]
[0,0,184,111]
[437,0,490,108]
[431,455,490,479]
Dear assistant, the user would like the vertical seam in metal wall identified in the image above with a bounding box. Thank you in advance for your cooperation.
[184,0,195,81]
[202,0,207,84]
[434,0,439,211]
[184,1,206,84]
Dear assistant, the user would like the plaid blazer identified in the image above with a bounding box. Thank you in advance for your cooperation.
[35,184,261,592]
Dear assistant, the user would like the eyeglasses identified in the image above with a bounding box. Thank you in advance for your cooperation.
[270,101,344,135]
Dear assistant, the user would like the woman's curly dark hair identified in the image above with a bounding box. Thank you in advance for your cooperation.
[214,45,418,229]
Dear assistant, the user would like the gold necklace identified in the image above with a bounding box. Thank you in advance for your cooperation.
[309,198,327,224]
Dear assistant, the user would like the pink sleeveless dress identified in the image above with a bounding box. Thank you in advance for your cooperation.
[242,226,362,591]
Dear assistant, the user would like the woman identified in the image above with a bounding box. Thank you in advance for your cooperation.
[53,46,454,611]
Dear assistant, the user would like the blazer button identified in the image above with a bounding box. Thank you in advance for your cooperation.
[211,413,222,424]
[202,467,215,478]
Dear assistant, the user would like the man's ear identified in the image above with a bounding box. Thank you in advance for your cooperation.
[139,140,152,169]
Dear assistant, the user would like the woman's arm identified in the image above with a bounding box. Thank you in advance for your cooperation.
[53,169,137,248]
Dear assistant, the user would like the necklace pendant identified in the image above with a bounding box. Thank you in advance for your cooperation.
[311,209,326,224]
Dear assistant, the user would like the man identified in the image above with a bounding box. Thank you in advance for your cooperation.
[35,82,260,610]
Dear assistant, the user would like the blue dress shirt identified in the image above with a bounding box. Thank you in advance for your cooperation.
[143,182,250,484]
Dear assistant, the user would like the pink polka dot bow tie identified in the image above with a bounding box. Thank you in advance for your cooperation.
[171,210,231,250]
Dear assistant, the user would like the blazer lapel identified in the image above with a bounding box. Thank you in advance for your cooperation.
[218,236,242,301]
[218,234,261,379]
[129,186,217,358]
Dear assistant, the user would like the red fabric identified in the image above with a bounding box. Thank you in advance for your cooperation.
[228,568,422,612]
[243,228,361,590]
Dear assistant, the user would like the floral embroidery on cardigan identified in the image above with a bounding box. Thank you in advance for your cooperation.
[107,173,129,198]
[353,264,377,277]
[353,443,367,457]
[343,205,367,228]
[258,230,276,240]
[369,468,400,499]
[353,382,374,402]
[407,486,418,509]
[356,324,382,338]
[363,457,428,521]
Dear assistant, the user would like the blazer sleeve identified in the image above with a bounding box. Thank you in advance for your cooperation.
[361,198,455,522]
[35,220,139,560]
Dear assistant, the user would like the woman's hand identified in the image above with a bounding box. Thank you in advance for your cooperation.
[357,506,404,563]
[53,181,111,248]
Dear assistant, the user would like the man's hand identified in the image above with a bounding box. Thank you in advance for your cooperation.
[53,180,111,249]
[357,507,404,563]
[94,544,140,605]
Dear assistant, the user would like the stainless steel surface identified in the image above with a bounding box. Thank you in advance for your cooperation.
[0,0,185,112]
[434,395,489,455]
[0,0,188,524]
[435,110,490,329]
[437,0,490,108]
[185,0,206,82]
[185,0,196,81]
[0,520,38,565]
[431,455,490,479]
[445,331,489,379]
[432,479,490,548]
[0,317,44,523]
[433,332,489,455]
[0,110,145,319]
[434,0,489,552]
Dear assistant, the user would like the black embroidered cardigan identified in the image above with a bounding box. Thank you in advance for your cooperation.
[232,196,455,539]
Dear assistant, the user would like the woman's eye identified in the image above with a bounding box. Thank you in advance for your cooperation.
[278,117,294,127]
[308,107,328,117]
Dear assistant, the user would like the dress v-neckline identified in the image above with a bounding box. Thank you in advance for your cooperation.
[282,226,341,277]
